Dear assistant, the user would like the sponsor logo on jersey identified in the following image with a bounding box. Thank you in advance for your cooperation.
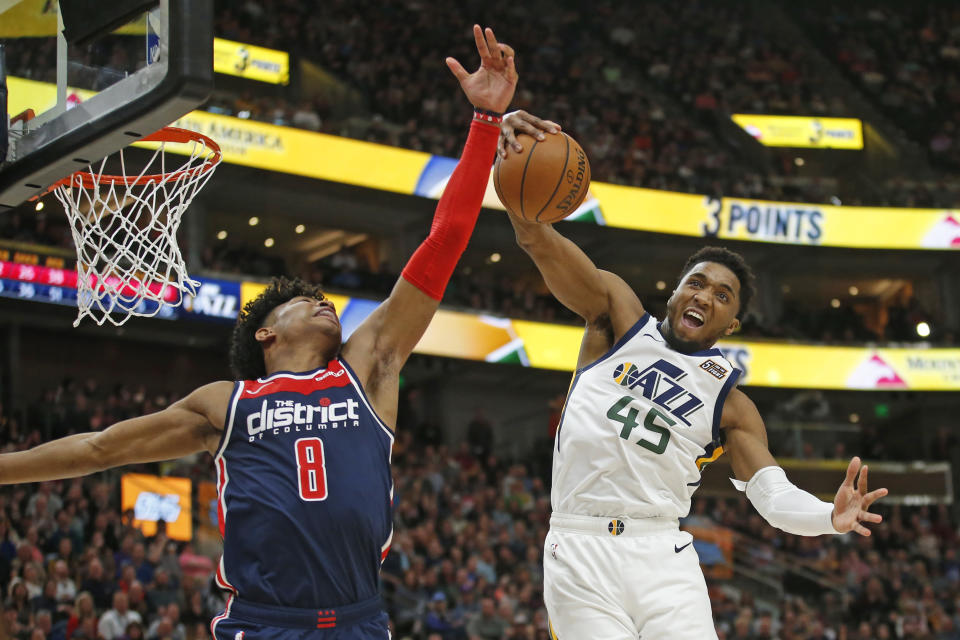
[612,359,703,425]
[247,397,360,440]
[699,359,728,380]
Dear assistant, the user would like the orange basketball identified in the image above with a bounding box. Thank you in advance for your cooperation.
[493,132,591,223]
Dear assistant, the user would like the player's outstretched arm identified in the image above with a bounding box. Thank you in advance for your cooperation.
[0,381,231,484]
[499,111,644,334]
[723,388,888,536]
[344,26,516,381]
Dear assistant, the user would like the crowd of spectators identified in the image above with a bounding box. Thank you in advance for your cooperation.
[208,0,960,208]
[789,2,960,173]
[8,1,960,207]
[0,358,958,639]
[0,378,223,640]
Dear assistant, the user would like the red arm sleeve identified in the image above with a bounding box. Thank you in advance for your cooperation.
[401,119,500,300]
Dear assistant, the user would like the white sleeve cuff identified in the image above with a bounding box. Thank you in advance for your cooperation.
[733,466,839,536]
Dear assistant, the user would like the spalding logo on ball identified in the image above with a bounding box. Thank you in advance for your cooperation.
[493,132,591,224]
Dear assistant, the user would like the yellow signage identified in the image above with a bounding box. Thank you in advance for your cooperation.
[731,114,864,149]
[213,38,289,85]
[590,186,960,250]
[9,76,958,251]
[239,282,960,391]
[121,474,192,541]
[0,0,57,37]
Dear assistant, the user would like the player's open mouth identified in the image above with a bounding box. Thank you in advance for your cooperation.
[681,309,705,329]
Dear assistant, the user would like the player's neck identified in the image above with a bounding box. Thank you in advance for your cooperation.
[264,341,340,376]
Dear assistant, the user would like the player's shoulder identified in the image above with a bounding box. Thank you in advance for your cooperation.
[176,381,236,429]
[720,386,761,432]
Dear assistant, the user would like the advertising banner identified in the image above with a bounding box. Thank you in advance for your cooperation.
[238,282,960,391]
[213,38,289,85]
[10,77,958,250]
[181,278,242,321]
[2,239,956,391]
[121,473,192,541]
[731,114,864,149]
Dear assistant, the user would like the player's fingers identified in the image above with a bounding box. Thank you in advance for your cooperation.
[484,27,502,66]
[858,465,869,495]
[854,523,872,537]
[515,119,550,141]
[504,129,522,153]
[522,112,561,134]
[497,134,509,158]
[505,55,518,82]
[498,43,515,60]
[474,24,492,63]
[860,511,882,524]
[843,456,861,488]
[862,487,888,509]
[445,57,469,82]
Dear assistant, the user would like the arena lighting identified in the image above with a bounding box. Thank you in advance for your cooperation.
[917,322,931,338]
[248,216,259,226]
[216,230,227,240]
[295,224,305,234]
[849,413,860,424]
[849,286,859,296]
[656,280,666,290]
[794,157,805,166]
[34,200,43,211]
[489,252,501,263]
[830,298,841,308]
[264,237,275,248]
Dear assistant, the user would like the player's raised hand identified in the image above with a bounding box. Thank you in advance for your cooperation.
[498,110,563,158]
[446,25,517,115]
[831,456,888,536]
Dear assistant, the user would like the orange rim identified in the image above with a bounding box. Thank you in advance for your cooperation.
[54,126,222,189]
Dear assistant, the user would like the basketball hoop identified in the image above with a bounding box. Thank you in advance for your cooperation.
[49,127,222,327]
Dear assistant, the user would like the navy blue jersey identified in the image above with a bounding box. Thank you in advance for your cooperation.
[213,358,394,608]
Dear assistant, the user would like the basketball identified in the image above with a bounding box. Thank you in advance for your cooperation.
[493,132,591,223]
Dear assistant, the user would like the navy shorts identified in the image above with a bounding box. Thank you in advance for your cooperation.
[211,595,390,640]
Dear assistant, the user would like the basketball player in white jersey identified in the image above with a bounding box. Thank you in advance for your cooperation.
[497,111,889,639]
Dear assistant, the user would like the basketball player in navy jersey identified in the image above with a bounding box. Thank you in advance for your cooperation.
[495,112,889,639]
[0,26,517,640]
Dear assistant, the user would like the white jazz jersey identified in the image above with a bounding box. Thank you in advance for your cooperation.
[552,313,742,520]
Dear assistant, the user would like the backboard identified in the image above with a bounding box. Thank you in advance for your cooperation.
[0,0,213,209]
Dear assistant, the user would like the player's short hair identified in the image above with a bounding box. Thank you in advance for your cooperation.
[229,277,325,380]
[676,246,756,319]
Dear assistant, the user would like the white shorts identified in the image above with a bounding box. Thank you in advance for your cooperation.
[543,513,717,640]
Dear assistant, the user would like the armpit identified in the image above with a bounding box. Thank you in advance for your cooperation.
[589,313,615,347]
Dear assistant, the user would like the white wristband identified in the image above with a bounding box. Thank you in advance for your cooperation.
[731,466,839,536]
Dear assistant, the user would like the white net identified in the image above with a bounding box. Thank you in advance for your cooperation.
[51,128,220,326]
